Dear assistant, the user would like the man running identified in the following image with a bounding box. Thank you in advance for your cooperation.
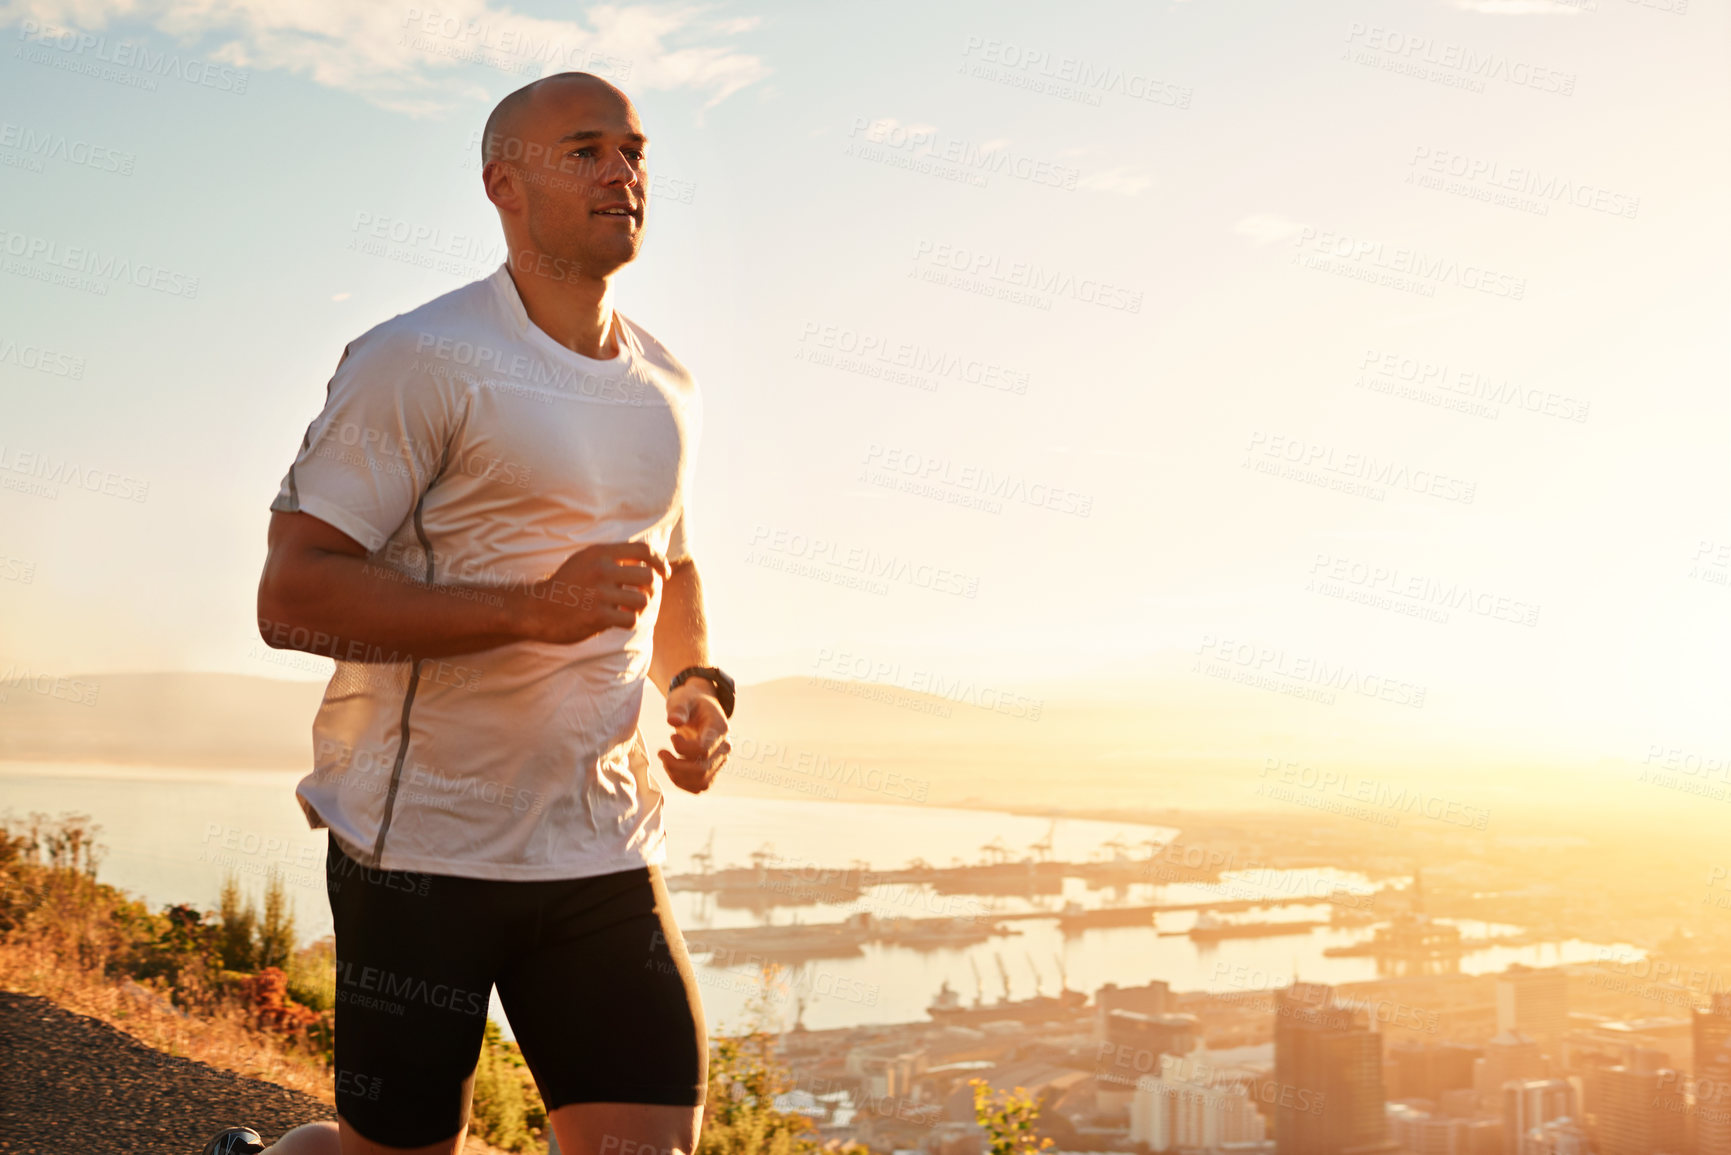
[223,71,733,1155]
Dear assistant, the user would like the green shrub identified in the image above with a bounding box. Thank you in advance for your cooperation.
[284,935,336,1014]
[469,1018,548,1153]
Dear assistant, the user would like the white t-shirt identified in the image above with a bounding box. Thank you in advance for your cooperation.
[269,263,700,880]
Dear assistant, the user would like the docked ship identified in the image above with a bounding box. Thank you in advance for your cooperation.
[1055,900,1157,932]
[1183,911,1326,941]
[925,980,1088,1026]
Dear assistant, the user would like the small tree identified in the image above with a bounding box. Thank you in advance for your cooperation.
[217,871,257,971]
[969,1080,1055,1155]
[256,871,296,971]
[696,962,821,1155]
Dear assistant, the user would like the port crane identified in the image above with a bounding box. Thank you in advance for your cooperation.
[994,951,1013,1001]
[689,828,716,875]
[1024,951,1044,997]
[1028,820,1056,863]
[969,957,985,1008]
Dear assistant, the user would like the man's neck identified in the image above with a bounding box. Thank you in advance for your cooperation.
[505,260,619,359]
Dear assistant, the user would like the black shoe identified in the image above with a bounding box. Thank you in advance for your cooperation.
[202,1127,266,1155]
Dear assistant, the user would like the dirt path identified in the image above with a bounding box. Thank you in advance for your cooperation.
[0,988,334,1153]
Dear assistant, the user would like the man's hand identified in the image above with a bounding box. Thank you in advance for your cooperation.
[520,542,669,645]
[659,678,730,793]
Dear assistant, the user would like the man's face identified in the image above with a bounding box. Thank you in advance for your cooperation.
[487,81,649,281]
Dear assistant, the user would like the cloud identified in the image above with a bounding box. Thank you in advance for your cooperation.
[1078,166,1154,197]
[0,0,770,114]
[1451,0,1584,13]
[1233,213,1306,246]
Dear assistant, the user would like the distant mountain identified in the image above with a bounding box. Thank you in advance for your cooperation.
[0,671,324,769]
[0,667,1594,819]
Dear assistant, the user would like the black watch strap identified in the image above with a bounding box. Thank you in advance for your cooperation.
[670,665,735,718]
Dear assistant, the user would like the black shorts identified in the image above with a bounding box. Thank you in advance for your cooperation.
[325,837,707,1147]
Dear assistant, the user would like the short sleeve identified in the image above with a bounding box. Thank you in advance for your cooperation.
[269,330,461,553]
[666,506,691,565]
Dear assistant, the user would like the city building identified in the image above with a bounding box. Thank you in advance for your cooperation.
[1271,983,1400,1155]
[1386,1104,1501,1155]
[1129,1073,1268,1151]
[1475,1031,1548,1100]
[1698,1047,1731,1155]
[1696,999,1731,1155]
[1587,1064,1685,1155]
[1386,1041,1483,1103]
[1503,1079,1573,1155]
[1497,965,1569,1045]
[1103,1009,1197,1080]
[1699,992,1731,1069]
[1520,1118,1591,1155]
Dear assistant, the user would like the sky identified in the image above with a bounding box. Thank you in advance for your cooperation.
[0,0,1726,768]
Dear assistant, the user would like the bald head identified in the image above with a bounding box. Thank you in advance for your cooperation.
[482,72,632,166]
[480,70,650,284]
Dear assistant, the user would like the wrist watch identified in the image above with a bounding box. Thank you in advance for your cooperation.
[669,665,735,718]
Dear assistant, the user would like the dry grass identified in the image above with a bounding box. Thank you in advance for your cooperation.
[0,936,521,1155]
[0,932,334,1100]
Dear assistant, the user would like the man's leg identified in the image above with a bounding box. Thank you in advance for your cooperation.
[323,837,508,1153]
[497,865,707,1152]
[549,1103,703,1155]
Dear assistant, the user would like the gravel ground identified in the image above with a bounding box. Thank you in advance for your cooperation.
[0,989,336,1154]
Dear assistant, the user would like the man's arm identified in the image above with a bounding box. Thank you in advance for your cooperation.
[257,510,666,662]
[650,557,731,793]
[650,558,709,690]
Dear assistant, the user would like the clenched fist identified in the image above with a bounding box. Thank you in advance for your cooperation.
[518,541,669,645]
